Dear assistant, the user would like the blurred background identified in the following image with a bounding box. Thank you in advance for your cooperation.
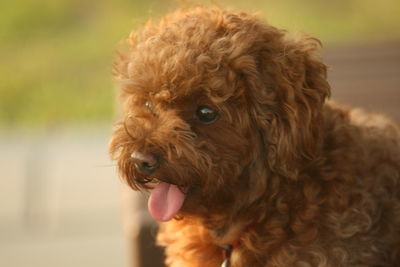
[0,0,399,266]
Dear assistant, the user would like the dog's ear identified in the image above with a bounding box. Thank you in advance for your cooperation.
[242,33,331,177]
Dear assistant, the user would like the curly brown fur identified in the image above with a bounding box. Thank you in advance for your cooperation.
[109,7,400,267]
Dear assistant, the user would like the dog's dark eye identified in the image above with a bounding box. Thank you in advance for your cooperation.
[196,106,219,124]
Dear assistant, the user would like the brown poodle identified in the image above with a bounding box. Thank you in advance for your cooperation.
[109,7,400,267]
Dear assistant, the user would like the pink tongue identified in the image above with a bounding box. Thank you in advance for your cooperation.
[148,182,186,222]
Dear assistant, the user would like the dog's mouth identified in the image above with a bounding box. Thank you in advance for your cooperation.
[147,181,188,222]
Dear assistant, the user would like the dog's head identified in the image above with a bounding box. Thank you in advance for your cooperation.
[109,7,330,222]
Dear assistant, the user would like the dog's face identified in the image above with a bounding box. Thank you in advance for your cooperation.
[110,57,258,220]
[110,7,330,221]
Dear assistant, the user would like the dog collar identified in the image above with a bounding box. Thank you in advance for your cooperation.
[219,240,240,267]
[217,223,253,266]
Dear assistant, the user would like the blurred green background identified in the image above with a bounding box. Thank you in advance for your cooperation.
[1,0,399,129]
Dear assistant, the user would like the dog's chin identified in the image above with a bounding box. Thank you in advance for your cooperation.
[132,173,191,222]
[137,180,209,220]
[178,186,209,216]
[133,169,237,221]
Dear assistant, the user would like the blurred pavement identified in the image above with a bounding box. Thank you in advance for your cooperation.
[0,126,127,267]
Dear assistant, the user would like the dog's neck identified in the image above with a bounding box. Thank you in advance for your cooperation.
[205,165,263,246]
[209,218,252,246]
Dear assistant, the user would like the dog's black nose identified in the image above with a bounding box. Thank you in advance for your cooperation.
[131,151,160,175]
